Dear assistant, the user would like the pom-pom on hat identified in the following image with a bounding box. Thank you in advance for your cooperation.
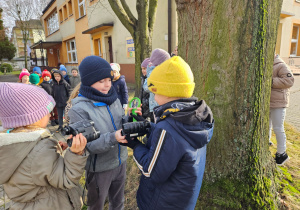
[141,58,150,68]
[29,73,40,85]
[79,56,114,86]
[59,64,67,72]
[147,56,195,98]
[33,66,42,75]
[150,48,170,67]
[19,68,30,80]
[0,82,56,129]
[110,63,121,73]
[42,70,51,79]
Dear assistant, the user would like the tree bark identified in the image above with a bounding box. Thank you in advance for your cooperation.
[108,0,157,96]
[176,0,283,208]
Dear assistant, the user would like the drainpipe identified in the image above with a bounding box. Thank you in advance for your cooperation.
[168,0,172,54]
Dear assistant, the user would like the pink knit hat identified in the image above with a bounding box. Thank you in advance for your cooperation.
[150,48,170,66]
[141,58,150,68]
[19,68,30,80]
[0,82,56,129]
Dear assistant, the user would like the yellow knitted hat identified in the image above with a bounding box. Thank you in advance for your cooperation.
[147,56,195,98]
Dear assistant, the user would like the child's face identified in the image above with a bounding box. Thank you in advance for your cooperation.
[154,94,170,105]
[91,78,111,94]
[39,113,50,128]
[43,76,50,81]
[54,73,61,82]
[113,70,120,78]
[21,75,29,84]
[142,67,147,76]
[71,70,78,77]
[61,71,66,76]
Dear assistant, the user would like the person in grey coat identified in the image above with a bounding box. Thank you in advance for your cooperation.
[69,68,81,90]
[68,56,128,210]
[0,82,88,210]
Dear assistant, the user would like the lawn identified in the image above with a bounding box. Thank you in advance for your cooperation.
[0,70,21,75]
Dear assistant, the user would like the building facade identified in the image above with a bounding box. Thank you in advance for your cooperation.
[39,0,177,82]
[12,20,45,58]
[276,0,300,73]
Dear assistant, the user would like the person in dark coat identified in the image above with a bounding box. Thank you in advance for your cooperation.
[111,63,129,109]
[40,70,58,126]
[59,64,70,84]
[140,58,151,119]
[125,56,214,210]
[52,69,71,132]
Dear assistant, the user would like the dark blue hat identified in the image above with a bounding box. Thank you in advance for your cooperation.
[79,56,113,86]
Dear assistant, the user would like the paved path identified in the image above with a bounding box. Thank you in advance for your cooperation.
[286,75,300,131]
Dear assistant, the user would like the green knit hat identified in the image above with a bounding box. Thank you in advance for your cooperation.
[29,73,40,85]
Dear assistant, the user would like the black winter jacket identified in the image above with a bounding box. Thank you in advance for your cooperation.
[52,70,70,107]
[40,80,53,96]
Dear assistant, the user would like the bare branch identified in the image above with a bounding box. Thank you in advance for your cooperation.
[107,0,135,35]
[120,0,137,25]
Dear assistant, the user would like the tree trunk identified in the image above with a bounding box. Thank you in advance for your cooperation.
[24,40,27,69]
[176,0,283,208]
[108,0,157,96]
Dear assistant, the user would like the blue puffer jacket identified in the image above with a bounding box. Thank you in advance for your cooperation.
[112,75,128,107]
[143,65,158,112]
[133,99,214,210]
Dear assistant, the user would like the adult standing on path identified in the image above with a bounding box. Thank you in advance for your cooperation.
[269,54,294,165]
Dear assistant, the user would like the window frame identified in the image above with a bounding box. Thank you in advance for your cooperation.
[46,12,59,35]
[78,0,86,18]
[66,39,78,63]
[290,26,299,57]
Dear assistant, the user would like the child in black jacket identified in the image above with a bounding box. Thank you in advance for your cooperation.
[52,69,71,132]
[40,70,58,126]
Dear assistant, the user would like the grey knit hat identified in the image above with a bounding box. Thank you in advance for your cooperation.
[150,48,170,66]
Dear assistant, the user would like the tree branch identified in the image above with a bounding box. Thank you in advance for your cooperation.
[108,0,135,35]
[148,0,158,32]
[120,0,137,25]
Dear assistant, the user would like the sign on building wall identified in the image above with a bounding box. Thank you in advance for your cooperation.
[126,37,135,58]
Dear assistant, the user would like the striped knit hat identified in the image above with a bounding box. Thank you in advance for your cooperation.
[0,82,55,129]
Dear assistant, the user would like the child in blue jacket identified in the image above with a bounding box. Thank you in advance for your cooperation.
[127,56,214,210]
[111,63,128,109]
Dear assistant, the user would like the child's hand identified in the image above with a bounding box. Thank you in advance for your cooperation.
[59,141,68,151]
[115,129,128,144]
[128,104,142,116]
[70,133,87,155]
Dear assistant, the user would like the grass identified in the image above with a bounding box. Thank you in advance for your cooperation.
[0,70,21,75]
[269,123,300,209]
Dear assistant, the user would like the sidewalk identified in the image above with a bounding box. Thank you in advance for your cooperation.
[286,75,300,131]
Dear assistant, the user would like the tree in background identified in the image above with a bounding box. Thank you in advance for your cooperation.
[1,0,49,69]
[0,8,16,64]
[108,0,158,95]
[175,0,283,208]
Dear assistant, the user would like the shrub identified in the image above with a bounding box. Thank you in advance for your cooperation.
[0,63,13,73]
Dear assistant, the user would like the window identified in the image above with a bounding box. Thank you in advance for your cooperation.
[46,12,59,35]
[290,26,299,56]
[59,9,63,22]
[66,39,77,63]
[63,5,68,20]
[68,0,73,16]
[78,0,86,18]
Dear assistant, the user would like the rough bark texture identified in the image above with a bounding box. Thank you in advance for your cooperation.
[108,0,158,95]
[176,0,283,208]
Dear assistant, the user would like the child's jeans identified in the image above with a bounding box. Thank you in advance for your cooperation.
[87,162,126,210]
[56,106,66,127]
[269,108,286,154]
